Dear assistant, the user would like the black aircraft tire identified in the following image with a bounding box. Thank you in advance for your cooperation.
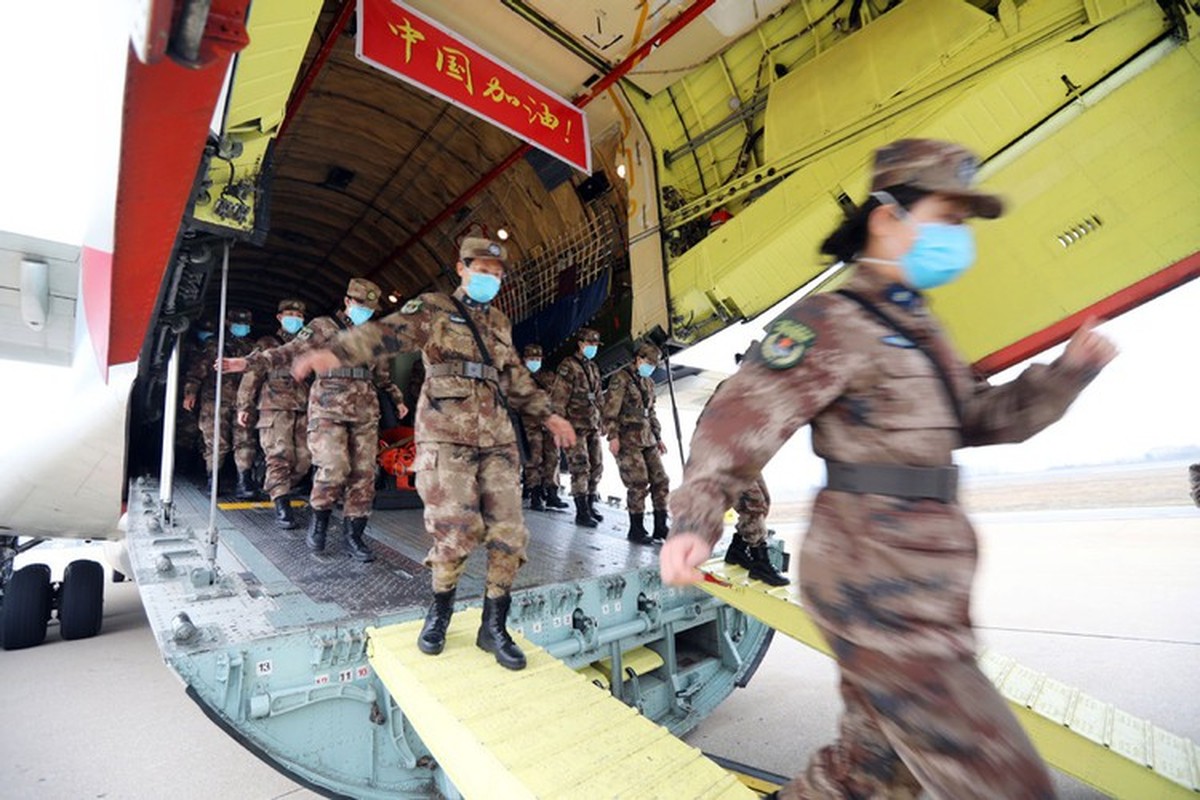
[59,559,105,641]
[1,564,53,650]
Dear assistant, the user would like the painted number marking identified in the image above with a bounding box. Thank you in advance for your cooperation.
[315,674,330,686]
[256,660,273,676]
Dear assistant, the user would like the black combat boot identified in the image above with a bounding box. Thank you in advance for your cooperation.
[626,512,653,545]
[573,495,598,528]
[476,594,526,670]
[724,533,752,568]
[746,542,789,586]
[417,589,456,655]
[307,508,332,552]
[235,470,262,500]
[273,497,297,530]
[528,485,545,511]
[651,509,670,542]
[543,485,569,509]
[343,516,375,563]
[588,492,605,522]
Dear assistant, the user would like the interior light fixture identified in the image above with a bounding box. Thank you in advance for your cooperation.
[616,163,627,179]
[496,228,509,240]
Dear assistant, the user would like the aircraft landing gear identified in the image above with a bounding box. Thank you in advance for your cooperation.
[0,535,106,650]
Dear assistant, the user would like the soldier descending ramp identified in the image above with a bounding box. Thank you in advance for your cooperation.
[695,559,1200,800]
[368,610,755,800]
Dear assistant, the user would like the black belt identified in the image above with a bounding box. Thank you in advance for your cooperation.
[320,367,372,380]
[825,461,958,503]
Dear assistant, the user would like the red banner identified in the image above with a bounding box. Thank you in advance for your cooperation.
[357,0,591,174]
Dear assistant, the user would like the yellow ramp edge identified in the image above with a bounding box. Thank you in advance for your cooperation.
[367,609,756,800]
[697,559,1200,799]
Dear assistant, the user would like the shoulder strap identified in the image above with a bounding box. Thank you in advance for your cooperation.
[449,296,499,371]
[835,289,963,428]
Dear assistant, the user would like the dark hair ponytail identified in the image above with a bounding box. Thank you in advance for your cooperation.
[819,184,931,263]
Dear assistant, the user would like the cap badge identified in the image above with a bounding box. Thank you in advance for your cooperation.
[488,243,501,256]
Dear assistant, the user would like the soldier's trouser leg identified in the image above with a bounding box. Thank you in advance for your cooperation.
[734,475,771,546]
[233,416,257,473]
[342,419,379,518]
[586,429,603,494]
[259,410,298,500]
[199,399,234,473]
[616,442,650,513]
[522,425,545,487]
[784,633,1054,800]
[539,432,559,489]
[416,443,486,594]
[566,429,595,496]
[644,445,670,512]
[292,411,311,487]
[307,418,350,512]
[477,444,528,599]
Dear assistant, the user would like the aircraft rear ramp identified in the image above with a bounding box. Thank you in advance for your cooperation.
[696,560,1200,799]
[368,610,755,800]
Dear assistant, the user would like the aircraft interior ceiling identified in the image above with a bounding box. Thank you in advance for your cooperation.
[188,0,894,335]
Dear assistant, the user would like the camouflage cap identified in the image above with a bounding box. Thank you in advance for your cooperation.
[577,327,601,343]
[346,277,382,310]
[870,138,1003,219]
[635,342,661,362]
[277,298,306,315]
[522,343,544,358]
[227,308,252,323]
[460,237,508,266]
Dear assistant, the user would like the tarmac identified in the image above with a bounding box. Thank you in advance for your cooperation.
[1,506,1196,799]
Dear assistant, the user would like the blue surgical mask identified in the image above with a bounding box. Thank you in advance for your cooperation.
[525,359,542,373]
[582,344,598,360]
[347,305,374,326]
[281,316,304,334]
[196,331,213,342]
[637,362,655,378]
[230,323,250,338]
[899,221,976,291]
[465,272,502,303]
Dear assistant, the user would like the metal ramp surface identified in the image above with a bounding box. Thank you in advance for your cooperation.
[695,559,1200,799]
[368,609,756,800]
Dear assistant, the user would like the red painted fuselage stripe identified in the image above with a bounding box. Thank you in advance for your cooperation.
[82,245,114,380]
[974,251,1200,376]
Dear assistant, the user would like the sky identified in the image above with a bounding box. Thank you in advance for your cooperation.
[1,1,1196,496]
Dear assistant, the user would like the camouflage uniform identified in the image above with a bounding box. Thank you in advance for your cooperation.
[518,343,565,511]
[550,328,605,523]
[603,342,669,542]
[183,310,256,478]
[175,320,214,472]
[246,280,403,560]
[326,280,552,599]
[236,300,312,502]
[733,476,770,544]
[670,254,1106,797]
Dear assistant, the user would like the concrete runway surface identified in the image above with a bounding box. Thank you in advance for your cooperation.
[1,508,1196,799]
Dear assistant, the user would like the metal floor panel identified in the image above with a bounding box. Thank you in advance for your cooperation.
[170,481,659,620]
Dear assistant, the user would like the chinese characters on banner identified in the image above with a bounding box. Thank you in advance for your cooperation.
[357,0,591,174]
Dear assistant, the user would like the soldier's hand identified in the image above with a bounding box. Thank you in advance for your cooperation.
[609,438,620,456]
[397,403,409,419]
[221,357,248,373]
[659,532,713,586]
[237,410,251,427]
[545,414,577,448]
[657,441,668,455]
[293,349,342,381]
[1062,317,1117,373]
[182,394,196,412]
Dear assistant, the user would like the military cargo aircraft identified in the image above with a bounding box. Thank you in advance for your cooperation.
[1,0,1197,797]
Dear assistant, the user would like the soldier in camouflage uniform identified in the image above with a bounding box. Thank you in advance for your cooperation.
[223,279,406,563]
[182,309,258,497]
[235,299,312,530]
[292,238,576,671]
[602,342,667,545]
[550,327,606,527]
[520,343,568,511]
[175,318,215,475]
[662,139,1117,799]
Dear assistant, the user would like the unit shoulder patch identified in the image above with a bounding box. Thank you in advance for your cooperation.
[400,299,423,315]
[761,318,817,370]
[295,325,314,342]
